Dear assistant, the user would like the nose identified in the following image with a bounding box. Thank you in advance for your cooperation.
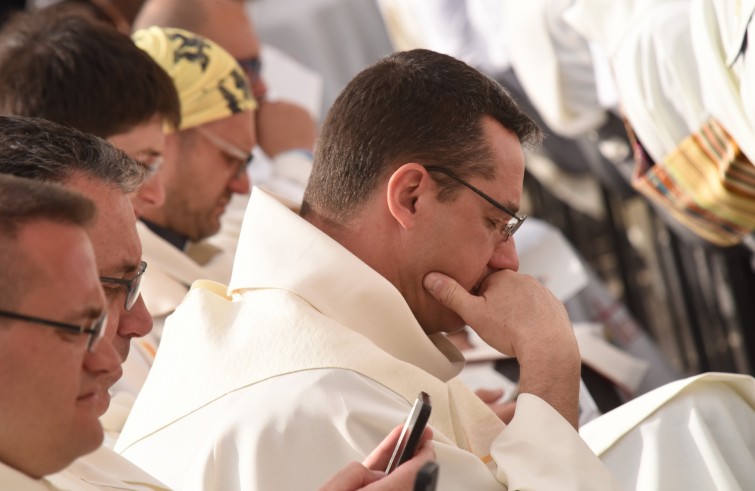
[228,169,251,194]
[83,336,122,380]
[488,237,519,272]
[115,294,153,354]
[135,173,166,208]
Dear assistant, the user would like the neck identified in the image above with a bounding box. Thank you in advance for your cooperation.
[303,205,402,290]
[141,218,188,251]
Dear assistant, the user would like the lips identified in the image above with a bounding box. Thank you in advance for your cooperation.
[77,389,99,403]
[102,366,124,392]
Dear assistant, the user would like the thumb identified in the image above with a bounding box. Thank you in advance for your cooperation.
[423,272,475,319]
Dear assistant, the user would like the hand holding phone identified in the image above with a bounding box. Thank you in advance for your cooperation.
[385,391,432,474]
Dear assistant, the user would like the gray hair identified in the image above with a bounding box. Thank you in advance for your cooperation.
[0,115,145,192]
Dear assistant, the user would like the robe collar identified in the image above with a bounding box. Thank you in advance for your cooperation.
[229,188,465,381]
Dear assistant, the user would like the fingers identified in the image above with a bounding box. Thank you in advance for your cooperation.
[379,439,436,487]
[317,462,385,491]
[474,388,516,423]
[321,432,437,491]
[487,401,517,424]
[474,388,504,404]
[362,425,404,470]
[363,426,433,471]
[423,272,477,320]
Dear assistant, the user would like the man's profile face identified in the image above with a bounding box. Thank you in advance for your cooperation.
[404,117,525,334]
[0,220,119,477]
[107,115,167,218]
[147,110,255,241]
[65,173,152,413]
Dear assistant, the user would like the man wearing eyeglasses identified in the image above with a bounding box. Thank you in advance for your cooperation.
[0,172,166,489]
[134,0,318,204]
[118,49,621,490]
[0,160,429,491]
[0,115,153,393]
[127,27,256,344]
[0,173,113,486]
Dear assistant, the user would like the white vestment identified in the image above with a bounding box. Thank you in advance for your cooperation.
[117,189,620,490]
[105,147,314,443]
[563,0,755,166]
[0,446,168,491]
[563,0,707,163]
[581,372,755,490]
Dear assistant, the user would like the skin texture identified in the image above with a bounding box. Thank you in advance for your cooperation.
[65,173,153,382]
[107,115,167,218]
[0,220,120,478]
[139,111,255,241]
[315,116,523,335]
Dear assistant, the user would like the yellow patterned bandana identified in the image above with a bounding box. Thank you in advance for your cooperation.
[133,26,257,132]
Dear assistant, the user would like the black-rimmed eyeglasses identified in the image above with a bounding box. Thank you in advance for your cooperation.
[425,166,526,241]
[0,309,108,352]
[100,261,147,311]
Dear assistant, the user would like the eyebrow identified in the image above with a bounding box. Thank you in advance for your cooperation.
[492,199,520,215]
[101,260,140,278]
[63,306,104,325]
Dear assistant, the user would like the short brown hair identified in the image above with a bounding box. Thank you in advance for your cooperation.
[0,7,180,137]
[302,49,540,222]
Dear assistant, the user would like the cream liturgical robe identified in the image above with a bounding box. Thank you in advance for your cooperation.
[0,447,168,491]
[117,188,619,490]
[103,221,233,439]
[580,373,755,490]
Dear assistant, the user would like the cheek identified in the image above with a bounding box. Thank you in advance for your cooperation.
[103,298,121,342]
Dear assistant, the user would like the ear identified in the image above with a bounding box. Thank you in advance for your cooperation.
[386,163,434,229]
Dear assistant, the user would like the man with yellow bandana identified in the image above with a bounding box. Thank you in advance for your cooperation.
[129,26,256,359]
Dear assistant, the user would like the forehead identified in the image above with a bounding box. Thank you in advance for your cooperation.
[16,220,103,314]
[64,174,142,277]
[198,110,256,151]
[206,4,260,60]
[106,115,165,156]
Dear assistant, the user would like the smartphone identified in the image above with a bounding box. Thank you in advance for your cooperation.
[385,391,432,473]
[413,461,439,491]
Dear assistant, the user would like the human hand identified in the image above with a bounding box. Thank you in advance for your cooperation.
[423,270,574,359]
[255,100,317,157]
[424,270,580,427]
[475,388,516,424]
[318,425,436,491]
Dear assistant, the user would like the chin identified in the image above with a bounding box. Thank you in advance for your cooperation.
[419,309,466,335]
[76,424,105,457]
[94,389,112,417]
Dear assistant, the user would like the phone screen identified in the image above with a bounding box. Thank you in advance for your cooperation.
[385,391,432,473]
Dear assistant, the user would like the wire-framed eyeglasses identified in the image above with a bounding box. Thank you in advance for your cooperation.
[195,127,254,179]
[424,166,526,241]
[100,261,147,311]
[0,309,108,352]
